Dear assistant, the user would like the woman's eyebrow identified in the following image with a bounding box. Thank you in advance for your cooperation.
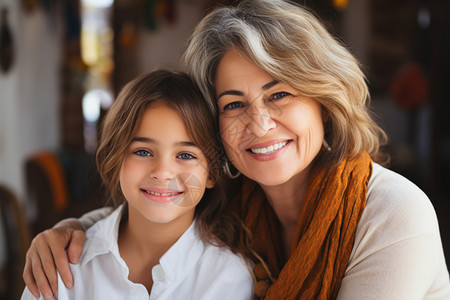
[216,80,279,100]
[262,80,279,90]
[217,90,243,100]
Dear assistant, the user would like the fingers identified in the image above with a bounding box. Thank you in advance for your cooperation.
[46,227,79,290]
[23,239,57,300]
[66,229,86,264]
[50,233,75,290]
[36,230,60,299]
[48,226,86,289]
[23,254,40,299]
[21,221,87,299]
[36,246,59,299]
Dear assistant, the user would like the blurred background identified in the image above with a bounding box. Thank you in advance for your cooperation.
[0,0,449,298]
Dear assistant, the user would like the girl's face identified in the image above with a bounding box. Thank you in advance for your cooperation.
[119,101,214,225]
[215,49,324,187]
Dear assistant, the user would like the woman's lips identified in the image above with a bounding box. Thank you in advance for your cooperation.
[248,140,288,154]
[246,140,291,161]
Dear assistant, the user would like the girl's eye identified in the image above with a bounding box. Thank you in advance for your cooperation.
[177,153,196,160]
[134,149,151,156]
[270,91,291,101]
[223,101,244,111]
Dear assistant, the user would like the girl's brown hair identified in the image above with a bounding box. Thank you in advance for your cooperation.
[96,70,249,253]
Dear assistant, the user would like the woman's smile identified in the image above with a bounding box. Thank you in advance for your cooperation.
[245,140,292,161]
[215,49,324,187]
[248,140,289,154]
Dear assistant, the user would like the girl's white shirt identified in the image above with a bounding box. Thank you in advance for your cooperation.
[22,205,254,300]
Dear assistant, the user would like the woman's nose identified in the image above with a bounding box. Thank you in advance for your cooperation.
[245,103,276,137]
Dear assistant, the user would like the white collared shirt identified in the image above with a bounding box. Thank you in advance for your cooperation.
[23,205,254,300]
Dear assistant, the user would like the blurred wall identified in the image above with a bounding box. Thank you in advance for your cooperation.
[0,0,204,206]
[0,0,62,268]
[0,1,62,202]
[0,0,448,270]
[135,1,203,74]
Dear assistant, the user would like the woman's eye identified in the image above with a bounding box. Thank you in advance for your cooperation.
[177,153,196,160]
[134,149,151,156]
[223,101,244,111]
[270,91,291,101]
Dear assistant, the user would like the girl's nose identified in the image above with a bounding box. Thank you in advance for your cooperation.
[245,103,276,137]
[151,158,175,181]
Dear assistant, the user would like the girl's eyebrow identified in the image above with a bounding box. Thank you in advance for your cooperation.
[216,80,279,100]
[131,137,197,147]
[131,137,154,143]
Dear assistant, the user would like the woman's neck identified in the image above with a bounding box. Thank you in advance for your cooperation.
[259,166,311,257]
[118,206,194,293]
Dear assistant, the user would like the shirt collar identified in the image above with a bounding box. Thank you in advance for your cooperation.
[157,220,204,282]
[79,204,125,266]
[78,204,207,284]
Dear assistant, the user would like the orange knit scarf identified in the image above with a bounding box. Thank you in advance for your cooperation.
[231,152,372,299]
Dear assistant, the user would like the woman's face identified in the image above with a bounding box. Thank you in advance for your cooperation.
[215,49,324,187]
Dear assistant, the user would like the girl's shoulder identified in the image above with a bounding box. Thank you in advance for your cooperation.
[194,226,254,275]
[167,225,254,299]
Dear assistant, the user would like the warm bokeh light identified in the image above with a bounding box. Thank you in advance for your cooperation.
[332,0,349,10]
[82,0,114,8]
[80,1,114,152]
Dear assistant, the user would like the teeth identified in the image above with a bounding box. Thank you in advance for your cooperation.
[147,191,179,196]
[250,141,287,154]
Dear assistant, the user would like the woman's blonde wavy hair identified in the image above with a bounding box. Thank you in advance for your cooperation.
[183,0,388,166]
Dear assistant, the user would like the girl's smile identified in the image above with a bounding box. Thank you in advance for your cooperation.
[119,101,214,225]
[140,187,184,203]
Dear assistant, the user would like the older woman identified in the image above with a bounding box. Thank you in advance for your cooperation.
[23,0,450,299]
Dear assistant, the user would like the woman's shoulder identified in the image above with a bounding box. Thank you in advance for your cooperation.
[340,165,450,299]
[353,162,442,254]
[368,162,429,201]
[365,162,437,233]
[339,162,450,299]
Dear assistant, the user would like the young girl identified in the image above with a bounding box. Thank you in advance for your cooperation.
[21,70,254,299]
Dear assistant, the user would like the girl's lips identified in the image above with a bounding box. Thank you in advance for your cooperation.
[140,188,183,203]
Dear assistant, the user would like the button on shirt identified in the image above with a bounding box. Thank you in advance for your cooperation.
[22,205,254,300]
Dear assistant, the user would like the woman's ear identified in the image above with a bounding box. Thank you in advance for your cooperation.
[206,177,215,189]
